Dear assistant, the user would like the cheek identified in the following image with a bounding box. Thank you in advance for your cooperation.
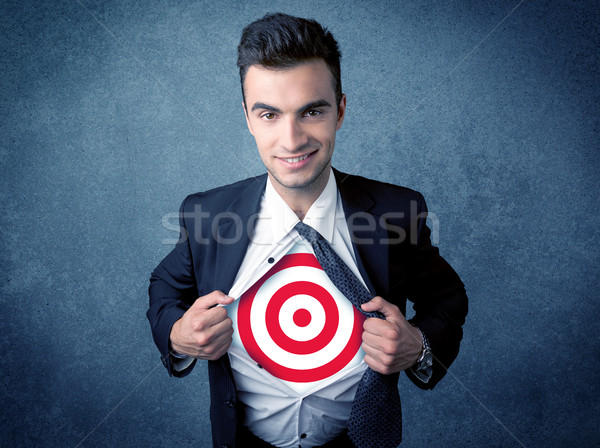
[314,129,336,148]
[253,132,276,156]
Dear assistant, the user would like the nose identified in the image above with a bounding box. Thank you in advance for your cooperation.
[280,117,309,152]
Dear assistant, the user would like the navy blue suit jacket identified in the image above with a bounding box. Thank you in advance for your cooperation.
[147,169,468,448]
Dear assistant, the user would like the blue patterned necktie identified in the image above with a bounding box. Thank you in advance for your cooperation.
[294,221,402,448]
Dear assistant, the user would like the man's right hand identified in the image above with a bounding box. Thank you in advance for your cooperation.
[169,291,235,361]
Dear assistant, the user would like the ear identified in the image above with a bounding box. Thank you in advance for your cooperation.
[243,101,254,136]
[336,94,347,131]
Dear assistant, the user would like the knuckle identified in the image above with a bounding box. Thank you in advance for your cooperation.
[205,345,222,359]
[382,340,400,356]
[364,318,377,331]
[382,328,398,342]
[382,353,395,366]
[191,317,206,332]
[374,362,387,375]
[379,365,393,375]
[381,343,393,356]
[204,346,215,357]
[361,342,371,355]
[195,333,210,347]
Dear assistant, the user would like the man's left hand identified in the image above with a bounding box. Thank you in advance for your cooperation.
[360,296,423,375]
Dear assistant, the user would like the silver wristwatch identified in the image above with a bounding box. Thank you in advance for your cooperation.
[413,328,433,383]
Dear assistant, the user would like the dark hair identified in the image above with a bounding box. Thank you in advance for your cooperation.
[237,13,342,106]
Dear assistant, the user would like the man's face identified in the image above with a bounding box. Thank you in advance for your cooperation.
[243,60,346,197]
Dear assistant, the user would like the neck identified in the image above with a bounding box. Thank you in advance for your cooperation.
[269,170,330,221]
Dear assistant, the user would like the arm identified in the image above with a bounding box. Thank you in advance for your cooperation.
[360,192,468,389]
[404,192,468,389]
[146,197,234,377]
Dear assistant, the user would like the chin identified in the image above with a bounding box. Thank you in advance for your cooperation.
[276,176,315,190]
[270,162,331,192]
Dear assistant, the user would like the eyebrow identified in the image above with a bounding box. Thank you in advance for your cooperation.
[251,99,332,114]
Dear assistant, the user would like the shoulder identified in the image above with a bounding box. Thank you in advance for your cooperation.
[334,169,425,208]
[180,173,267,214]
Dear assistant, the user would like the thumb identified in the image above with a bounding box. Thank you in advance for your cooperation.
[361,296,398,319]
[192,290,235,310]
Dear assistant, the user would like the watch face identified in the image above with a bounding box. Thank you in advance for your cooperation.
[423,353,433,368]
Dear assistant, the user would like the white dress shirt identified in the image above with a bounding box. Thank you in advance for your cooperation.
[225,169,369,448]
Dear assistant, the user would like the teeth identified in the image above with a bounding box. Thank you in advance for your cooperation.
[283,154,309,163]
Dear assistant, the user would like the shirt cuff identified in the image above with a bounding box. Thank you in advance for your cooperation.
[170,350,195,372]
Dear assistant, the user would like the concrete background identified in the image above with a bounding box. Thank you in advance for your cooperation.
[1,0,598,447]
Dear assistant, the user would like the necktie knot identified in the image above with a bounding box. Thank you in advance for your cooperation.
[294,221,320,245]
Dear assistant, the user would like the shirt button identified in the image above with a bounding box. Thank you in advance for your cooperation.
[300,433,307,439]
[268,257,275,264]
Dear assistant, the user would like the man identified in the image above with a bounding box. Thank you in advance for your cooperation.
[147,12,468,448]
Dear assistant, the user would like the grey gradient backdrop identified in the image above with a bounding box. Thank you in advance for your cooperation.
[1,1,598,447]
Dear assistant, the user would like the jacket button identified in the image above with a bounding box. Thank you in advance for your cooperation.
[224,400,235,408]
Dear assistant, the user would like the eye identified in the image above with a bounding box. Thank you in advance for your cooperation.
[261,112,276,120]
[305,110,321,117]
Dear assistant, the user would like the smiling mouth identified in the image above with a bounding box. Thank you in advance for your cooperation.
[280,150,316,164]
[283,154,308,163]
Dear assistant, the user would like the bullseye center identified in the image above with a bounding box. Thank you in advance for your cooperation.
[292,308,312,327]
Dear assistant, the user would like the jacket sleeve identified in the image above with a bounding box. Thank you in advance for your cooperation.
[404,192,469,390]
[147,196,198,377]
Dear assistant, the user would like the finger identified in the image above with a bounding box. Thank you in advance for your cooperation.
[191,306,231,331]
[363,352,397,375]
[360,296,386,312]
[191,290,235,311]
[204,337,233,360]
[362,325,402,356]
[191,318,233,351]
[363,353,381,372]
[202,327,233,355]
[361,327,386,347]
[207,315,234,338]
[362,317,400,339]
[362,340,410,375]
[361,296,403,323]
[197,323,234,359]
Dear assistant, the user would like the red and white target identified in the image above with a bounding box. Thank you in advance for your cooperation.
[234,248,365,384]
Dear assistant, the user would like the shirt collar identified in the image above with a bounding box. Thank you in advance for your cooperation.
[303,169,337,243]
[262,168,338,244]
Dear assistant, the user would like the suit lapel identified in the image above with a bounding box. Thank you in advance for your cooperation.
[213,175,267,293]
[334,169,390,296]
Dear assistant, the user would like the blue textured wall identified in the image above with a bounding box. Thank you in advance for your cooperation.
[1,1,598,447]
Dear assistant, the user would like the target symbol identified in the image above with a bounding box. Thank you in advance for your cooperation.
[237,252,365,383]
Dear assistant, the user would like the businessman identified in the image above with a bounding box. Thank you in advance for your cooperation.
[148,12,468,448]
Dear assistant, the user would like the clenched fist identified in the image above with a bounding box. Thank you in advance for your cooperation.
[360,296,423,375]
[170,291,235,361]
